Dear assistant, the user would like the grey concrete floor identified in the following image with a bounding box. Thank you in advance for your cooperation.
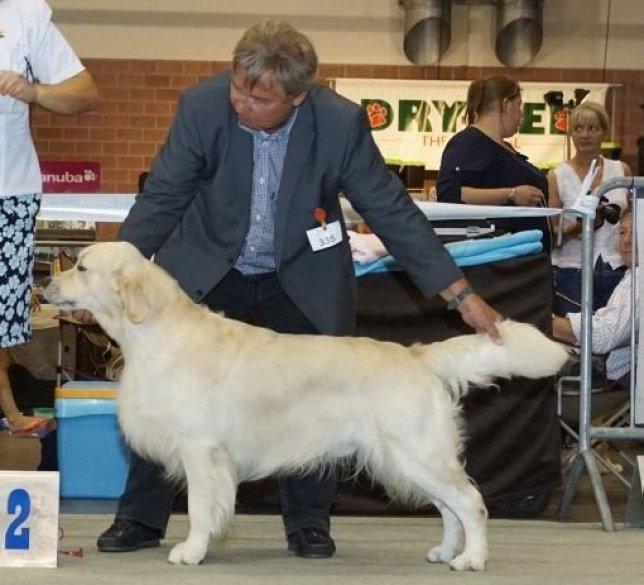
[1,435,641,583]
[3,514,644,585]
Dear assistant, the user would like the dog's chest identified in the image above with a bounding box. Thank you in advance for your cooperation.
[117,379,179,460]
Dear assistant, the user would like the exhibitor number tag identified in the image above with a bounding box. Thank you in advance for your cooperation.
[306,220,343,252]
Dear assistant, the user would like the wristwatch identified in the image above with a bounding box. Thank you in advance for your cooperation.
[447,286,474,311]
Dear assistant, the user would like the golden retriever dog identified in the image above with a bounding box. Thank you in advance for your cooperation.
[45,242,568,571]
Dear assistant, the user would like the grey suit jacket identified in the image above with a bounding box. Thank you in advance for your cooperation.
[119,72,462,335]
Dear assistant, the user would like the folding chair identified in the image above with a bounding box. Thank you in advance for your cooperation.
[557,359,633,487]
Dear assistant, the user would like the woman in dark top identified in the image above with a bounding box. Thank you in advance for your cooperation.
[437,77,551,252]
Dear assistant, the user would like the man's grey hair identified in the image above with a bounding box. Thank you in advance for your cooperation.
[232,20,318,97]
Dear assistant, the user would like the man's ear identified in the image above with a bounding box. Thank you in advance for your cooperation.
[118,267,152,324]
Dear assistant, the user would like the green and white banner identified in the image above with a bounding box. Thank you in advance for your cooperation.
[332,79,609,170]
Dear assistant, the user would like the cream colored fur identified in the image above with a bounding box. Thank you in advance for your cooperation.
[44,242,568,571]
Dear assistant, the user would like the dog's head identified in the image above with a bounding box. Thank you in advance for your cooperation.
[44,241,160,325]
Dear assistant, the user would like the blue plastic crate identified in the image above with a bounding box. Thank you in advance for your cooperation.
[55,381,130,499]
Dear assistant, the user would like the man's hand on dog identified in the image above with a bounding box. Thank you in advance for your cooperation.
[457,294,502,342]
[441,278,502,342]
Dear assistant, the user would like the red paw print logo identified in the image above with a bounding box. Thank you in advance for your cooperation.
[554,109,568,133]
[366,102,389,129]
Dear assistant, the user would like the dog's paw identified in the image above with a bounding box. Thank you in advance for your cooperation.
[448,551,487,571]
[426,545,457,563]
[167,541,207,565]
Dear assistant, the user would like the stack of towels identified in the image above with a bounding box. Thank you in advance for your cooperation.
[350,230,544,277]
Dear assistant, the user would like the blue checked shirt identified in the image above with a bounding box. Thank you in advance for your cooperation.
[234,108,299,275]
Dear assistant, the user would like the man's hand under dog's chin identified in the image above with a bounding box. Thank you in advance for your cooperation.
[59,309,97,326]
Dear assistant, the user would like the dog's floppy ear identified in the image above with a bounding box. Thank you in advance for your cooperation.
[118,265,154,324]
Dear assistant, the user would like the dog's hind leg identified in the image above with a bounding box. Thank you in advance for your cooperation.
[426,498,463,564]
[168,446,236,565]
[419,472,487,571]
[384,454,487,571]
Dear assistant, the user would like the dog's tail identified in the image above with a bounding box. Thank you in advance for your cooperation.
[418,319,569,400]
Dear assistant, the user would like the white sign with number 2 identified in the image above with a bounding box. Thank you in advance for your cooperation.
[0,471,59,568]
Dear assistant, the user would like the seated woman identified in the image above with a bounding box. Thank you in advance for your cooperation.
[436,76,551,252]
[552,209,636,390]
[548,101,632,316]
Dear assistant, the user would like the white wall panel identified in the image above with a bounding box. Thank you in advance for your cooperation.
[47,0,644,69]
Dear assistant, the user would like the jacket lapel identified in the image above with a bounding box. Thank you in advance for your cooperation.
[275,98,315,262]
[227,112,254,223]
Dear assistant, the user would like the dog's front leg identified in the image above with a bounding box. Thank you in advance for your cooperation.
[168,446,236,565]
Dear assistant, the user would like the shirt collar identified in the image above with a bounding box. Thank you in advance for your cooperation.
[238,106,299,140]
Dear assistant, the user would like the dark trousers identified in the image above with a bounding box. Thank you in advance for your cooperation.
[116,269,337,537]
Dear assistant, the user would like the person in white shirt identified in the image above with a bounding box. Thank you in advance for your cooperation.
[552,209,636,388]
[548,101,632,317]
[0,0,99,431]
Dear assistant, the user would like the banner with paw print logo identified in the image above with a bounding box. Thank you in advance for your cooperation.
[364,100,392,130]
[553,109,569,133]
[334,79,608,170]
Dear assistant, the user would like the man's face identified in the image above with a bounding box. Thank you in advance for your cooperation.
[619,215,633,267]
[230,68,307,132]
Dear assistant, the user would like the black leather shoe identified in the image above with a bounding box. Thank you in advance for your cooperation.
[97,519,160,552]
[488,488,552,519]
[287,528,336,558]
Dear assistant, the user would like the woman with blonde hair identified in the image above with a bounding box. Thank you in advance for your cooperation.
[548,101,632,316]
[437,76,551,251]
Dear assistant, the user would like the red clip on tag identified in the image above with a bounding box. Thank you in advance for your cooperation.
[313,207,327,227]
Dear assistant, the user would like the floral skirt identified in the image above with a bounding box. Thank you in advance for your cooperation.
[0,194,41,348]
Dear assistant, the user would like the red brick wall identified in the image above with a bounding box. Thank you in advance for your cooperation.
[32,59,643,194]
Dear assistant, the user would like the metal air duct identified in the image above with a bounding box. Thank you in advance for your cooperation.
[495,0,544,67]
[401,0,452,66]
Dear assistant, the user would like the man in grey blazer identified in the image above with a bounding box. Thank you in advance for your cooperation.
[97,20,500,559]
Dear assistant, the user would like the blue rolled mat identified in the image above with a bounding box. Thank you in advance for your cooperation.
[353,230,543,277]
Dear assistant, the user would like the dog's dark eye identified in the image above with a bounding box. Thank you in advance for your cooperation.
[77,264,87,272]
